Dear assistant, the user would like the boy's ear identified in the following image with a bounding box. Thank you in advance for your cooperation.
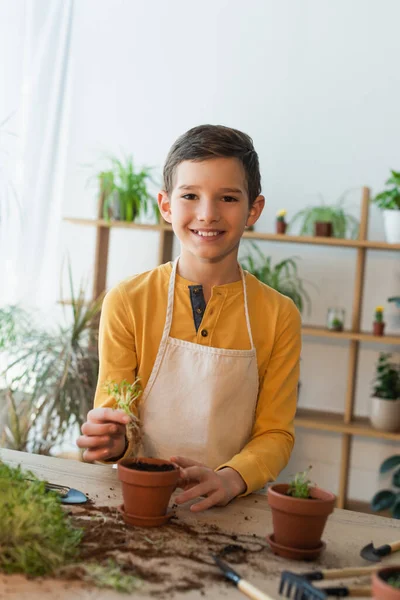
[246,195,265,228]
[158,191,172,223]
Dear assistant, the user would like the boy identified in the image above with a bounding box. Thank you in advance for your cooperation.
[77,125,301,512]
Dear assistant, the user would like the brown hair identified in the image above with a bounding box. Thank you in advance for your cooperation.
[163,124,261,205]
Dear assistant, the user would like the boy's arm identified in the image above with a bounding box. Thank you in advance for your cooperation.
[93,285,138,461]
[216,300,301,495]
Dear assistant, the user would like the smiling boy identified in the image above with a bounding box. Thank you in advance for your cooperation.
[77,125,301,512]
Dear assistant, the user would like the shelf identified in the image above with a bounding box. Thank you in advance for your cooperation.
[295,408,400,441]
[63,219,400,250]
[243,230,400,250]
[63,218,172,231]
[302,326,400,345]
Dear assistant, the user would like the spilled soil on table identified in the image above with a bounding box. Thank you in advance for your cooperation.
[61,503,280,597]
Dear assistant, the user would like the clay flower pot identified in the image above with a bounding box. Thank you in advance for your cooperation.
[276,220,287,234]
[314,221,333,237]
[372,566,400,600]
[118,457,179,527]
[373,321,385,336]
[267,484,335,558]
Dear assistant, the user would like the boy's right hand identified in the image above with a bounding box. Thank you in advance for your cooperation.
[76,407,130,462]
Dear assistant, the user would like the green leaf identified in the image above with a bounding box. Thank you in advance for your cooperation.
[371,490,396,511]
[392,497,400,519]
[393,467,400,488]
[380,455,400,474]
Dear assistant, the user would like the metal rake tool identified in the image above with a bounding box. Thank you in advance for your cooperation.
[279,566,376,599]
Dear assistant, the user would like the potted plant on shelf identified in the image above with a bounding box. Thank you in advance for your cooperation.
[276,209,288,234]
[289,196,359,239]
[372,567,400,599]
[370,353,400,432]
[326,307,345,332]
[267,467,336,560]
[240,242,313,314]
[97,155,158,224]
[373,169,400,244]
[373,306,386,336]
[106,379,179,528]
[370,454,400,519]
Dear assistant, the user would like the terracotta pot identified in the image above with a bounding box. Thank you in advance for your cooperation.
[118,457,179,521]
[373,321,385,336]
[314,221,333,237]
[267,483,336,550]
[276,220,287,234]
[372,567,400,600]
[370,397,400,432]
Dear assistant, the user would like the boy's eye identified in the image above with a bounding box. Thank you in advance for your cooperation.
[182,194,197,200]
[222,196,239,203]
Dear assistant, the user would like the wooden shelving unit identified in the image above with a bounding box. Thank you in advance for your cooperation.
[64,186,400,512]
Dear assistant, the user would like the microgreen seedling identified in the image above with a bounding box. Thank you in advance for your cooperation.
[104,378,143,456]
[287,466,313,499]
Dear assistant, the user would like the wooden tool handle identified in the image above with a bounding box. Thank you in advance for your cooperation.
[238,579,274,600]
[348,587,371,597]
[390,540,400,552]
[322,566,378,579]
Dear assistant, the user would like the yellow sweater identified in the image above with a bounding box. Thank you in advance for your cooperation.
[94,262,301,495]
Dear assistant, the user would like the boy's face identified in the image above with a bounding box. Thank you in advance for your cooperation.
[158,157,264,265]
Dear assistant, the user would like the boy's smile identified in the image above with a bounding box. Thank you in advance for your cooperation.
[158,157,264,275]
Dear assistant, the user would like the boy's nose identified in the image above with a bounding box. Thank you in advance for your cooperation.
[197,198,220,223]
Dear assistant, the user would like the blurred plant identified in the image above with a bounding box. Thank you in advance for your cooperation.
[276,209,287,222]
[287,466,313,499]
[289,193,359,239]
[371,455,400,519]
[374,306,384,323]
[95,155,158,223]
[371,353,400,401]
[0,263,103,454]
[240,242,313,314]
[104,379,143,457]
[373,170,400,210]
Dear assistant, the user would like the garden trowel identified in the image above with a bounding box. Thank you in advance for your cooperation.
[360,539,400,562]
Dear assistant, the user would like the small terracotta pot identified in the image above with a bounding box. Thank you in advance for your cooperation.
[314,221,333,237]
[372,567,400,600]
[118,457,179,521]
[373,321,385,336]
[276,220,287,234]
[267,484,336,550]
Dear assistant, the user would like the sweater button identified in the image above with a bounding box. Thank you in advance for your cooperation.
[201,329,208,337]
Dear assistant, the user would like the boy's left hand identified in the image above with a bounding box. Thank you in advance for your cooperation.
[170,456,246,512]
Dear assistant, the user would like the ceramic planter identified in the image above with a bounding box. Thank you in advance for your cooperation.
[314,221,333,237]
[373,322,385,336]
[383,209,400,244]
[370,397,400,432]
[276,221,287,234]
[118,457,179,527]
[267,484,335,557]
[372,566,400,600]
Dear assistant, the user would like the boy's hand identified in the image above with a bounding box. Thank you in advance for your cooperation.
[76,407,129,462]
[171,456,246,512]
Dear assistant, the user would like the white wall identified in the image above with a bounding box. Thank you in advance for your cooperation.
[60,0,400,502]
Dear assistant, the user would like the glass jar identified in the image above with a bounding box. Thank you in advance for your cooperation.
[327,307,345,331]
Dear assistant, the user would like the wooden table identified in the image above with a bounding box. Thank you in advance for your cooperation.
[1,449,399,599]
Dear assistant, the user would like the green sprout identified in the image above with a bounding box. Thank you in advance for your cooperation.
[387,575,400,588]
[105,378,143,456]
[0,462,83,577]
[287,466,313,499]
[71,559,141,593]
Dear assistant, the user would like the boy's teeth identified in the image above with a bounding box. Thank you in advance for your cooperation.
[195,231,220,237]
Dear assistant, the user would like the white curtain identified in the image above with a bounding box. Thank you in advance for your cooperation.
[0,0,73,308]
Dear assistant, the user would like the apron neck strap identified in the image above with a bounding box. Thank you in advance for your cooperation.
[162,257,254,348]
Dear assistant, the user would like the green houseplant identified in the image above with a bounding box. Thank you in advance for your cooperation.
[240,242,312,314]
[289,196,359,239]
[97,155,158,223]
[267,467,336,560]
[370,353,400,433]
[371,455,400,519]
[0,266,103,455]
[373,169,400,244]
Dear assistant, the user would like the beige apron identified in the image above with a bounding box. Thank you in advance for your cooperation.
[139,258,259,469]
